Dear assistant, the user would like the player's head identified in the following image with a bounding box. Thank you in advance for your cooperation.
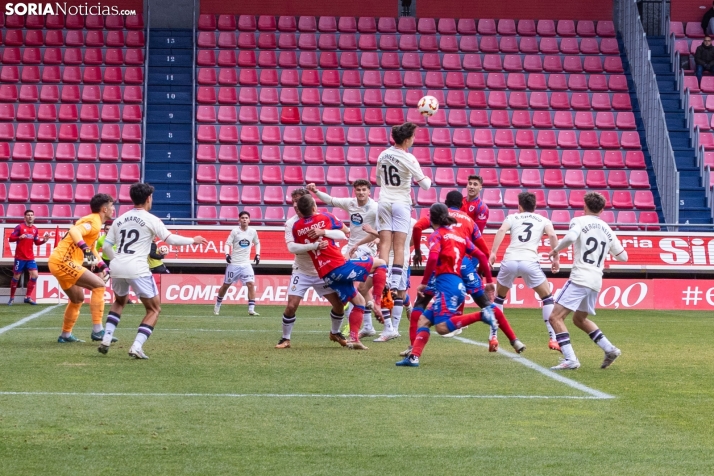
[24,209,34,225]
[296,195,317,218]
[518,192,537,213]
[90,193,115,218]
[391,122,417,148]
[290,187,310,213]
[583,192,606,215]
[444,190,463,209]
[239,211,251,227]
[129,182,155,210]
[429,203,457,228]
[466,175,483,198]
[352,179,371,202]
[103,223,111,234]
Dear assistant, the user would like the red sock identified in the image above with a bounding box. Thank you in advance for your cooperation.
[409,308,423,345]
[446,311,486,330]
[26,278,37,299]
[494,307,516,341]
[371,266,387,302]
[10,279,18,299]
[349,305,364,341]
[411,328,431,357]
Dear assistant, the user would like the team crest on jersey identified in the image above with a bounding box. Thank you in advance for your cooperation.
[478,213,487,220]
[469,206,475,212]
[347,270,357,279]
[238,239,250,247]
[350,213,363,226]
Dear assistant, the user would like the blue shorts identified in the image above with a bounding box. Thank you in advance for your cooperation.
[461,257,484,295]
[423,273,437,296]
[423,274,466,325]
[323,256,374,304]
[13,259,37,274]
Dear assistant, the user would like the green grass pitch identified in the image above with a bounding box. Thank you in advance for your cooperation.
[1,303,713,475]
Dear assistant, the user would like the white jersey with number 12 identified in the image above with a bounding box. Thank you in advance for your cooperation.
[107,208,172,279]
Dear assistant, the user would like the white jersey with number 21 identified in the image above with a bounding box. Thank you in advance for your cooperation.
[567,215,625,292]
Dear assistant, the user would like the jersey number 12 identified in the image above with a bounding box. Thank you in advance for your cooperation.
[117,229,139,254]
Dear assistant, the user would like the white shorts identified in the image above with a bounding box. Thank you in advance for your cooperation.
[341,243,377,260]
[111,276,159,299]
[224,263,255,285]
[377,201,412,234]
[497,260,547,289]
[555,280,598,315]
[287,272,335,298]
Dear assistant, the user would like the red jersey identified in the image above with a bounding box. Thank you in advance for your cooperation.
[413,208,487,258]
[291,212,346,278]
[9,224,44,260]
[426,226,476,277]
[462,196,489,232]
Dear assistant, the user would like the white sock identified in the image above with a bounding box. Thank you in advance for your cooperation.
[542,295,556,340]
[362,310,373,331]
[345,302,353,317]
[133,324,152,348]
[556,332,578,362]
[248,300,255,312]
[392,300,404,333]
[330,311,343,334]
[589,329,615,353]
[282,314,296,339]
[92,323,103,333]
[383,317,394,334]
[215,296,223,307]
[61,331,71,338]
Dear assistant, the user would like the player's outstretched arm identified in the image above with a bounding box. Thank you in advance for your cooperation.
[549,228,580,260]
[610,238,628,262]
[489,222,511,266]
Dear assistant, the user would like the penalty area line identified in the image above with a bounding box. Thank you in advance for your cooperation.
[0,304,62,336]
[0,391,608,400]
[453,337,615,400]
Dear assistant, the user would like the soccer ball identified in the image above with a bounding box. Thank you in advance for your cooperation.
[417,95,439,117]
[158,245,169,255]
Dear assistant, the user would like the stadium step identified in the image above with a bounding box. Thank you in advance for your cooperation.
[145,29,194,222]
[648,35,714,224]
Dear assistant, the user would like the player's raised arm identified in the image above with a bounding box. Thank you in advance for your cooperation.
[489,220,512,266]
[405,155,432,190]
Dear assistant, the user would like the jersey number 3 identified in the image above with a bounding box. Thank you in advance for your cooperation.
[518,223,534,242]
[117,229,139,255]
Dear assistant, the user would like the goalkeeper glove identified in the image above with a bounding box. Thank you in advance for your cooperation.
[226,254,232,264]
[78,241,96,270]
[254,254,260,265]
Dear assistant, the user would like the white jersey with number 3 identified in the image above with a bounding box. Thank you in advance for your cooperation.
[107,208,172,279]
[503,213,552,263]
[376,147,429,205]
[568,215,625,292]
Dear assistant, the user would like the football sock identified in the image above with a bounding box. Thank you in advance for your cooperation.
[371,266,388,302]
[215,296,223,307]
[282,314,296,339]
[588,329,615,353]
[61,302,83,336]
[383,316,394,334]
[248,300,256,313]
[391,299,404,333]
[411,327,431,357]
[403,293,411,308]
[409,307,423,344]
[345,302,353,318]
[556,332,577,362]
[445,310,488,333]
[389,266,403,290]
[493,307,516,341]
[330,311,344,334]
[362,309,374,331]
[9,278,18,299]
[26,277,37,299]
[90,288,105,329]
[542,295,557,340]
[349,305,365,341]
[103,311,121,343]
[134,324,153,348]
[494,295,506,312]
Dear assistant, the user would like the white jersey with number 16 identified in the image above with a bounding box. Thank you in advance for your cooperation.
[107,208,172,279]
[568,215,625,292]
[376,147,430,205]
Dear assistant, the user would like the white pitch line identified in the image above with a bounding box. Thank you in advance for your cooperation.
[0,391,606,400]
[0,304,61,336]
[453,336,615,400]
[12,328,326,334]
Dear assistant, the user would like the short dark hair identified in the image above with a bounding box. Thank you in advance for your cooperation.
[444,190,463,209]
[239,211,250,218]
[518,192,537,213]
[297,195,316,217]
[467,175,483,185]
[391,122,417,145]
[290,187,310,200]
[129,182,154,206]
[90,194,114,213]
[352,179,371,189]
[429,203,457,228]
[584,192,606,214]
[24,209,34,216]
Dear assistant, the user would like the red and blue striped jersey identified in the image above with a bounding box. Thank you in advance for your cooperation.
[291,212,346,278]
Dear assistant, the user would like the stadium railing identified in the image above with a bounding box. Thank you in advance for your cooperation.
[617,0,681,229]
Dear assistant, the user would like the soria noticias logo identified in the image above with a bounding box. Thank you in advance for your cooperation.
[4,3,137,15]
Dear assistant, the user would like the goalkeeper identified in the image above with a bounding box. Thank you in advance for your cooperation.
[48,194,115,344]
[148,238,170,274]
